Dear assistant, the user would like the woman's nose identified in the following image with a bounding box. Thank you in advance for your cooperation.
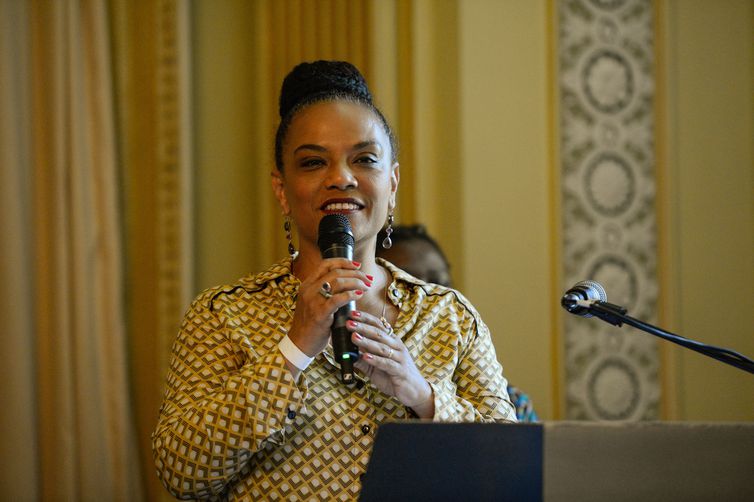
[325,161,357,189]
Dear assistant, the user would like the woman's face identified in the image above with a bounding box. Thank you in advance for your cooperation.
[273,100,399,255]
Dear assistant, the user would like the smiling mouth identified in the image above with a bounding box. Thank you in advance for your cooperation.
[322,202,362,212]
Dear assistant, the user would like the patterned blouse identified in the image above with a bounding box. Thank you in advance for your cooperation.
[152,257,516,501]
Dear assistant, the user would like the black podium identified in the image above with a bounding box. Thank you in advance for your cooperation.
[359,421,754,502]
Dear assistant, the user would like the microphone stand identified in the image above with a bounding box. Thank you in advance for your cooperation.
[582,300,754,375]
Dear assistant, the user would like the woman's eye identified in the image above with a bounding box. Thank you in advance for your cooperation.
[300,158,325,168]
[355,155,378,164]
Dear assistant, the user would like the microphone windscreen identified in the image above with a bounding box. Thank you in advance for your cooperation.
[318,214,355,253]
[562,280,608,318]
[577,280,607,302]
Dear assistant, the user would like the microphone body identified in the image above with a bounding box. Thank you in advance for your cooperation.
[318,214,359,384]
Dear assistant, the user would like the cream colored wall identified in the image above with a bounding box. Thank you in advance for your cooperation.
[456,0,556,419]
[661,0,754,420]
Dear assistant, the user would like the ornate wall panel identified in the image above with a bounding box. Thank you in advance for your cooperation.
[558,0,659,420]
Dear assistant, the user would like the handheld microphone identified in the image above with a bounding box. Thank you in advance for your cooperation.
[561,280,607,317]
[318,214,359,384]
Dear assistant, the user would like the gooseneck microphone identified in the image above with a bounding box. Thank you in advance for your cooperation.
[561,280,754,375]
[318,214,359,384]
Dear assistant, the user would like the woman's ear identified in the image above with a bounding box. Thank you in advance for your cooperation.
[271,170,290,214]
[389,162,400,206]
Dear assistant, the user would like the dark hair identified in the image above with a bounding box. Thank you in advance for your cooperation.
[376,224,450,269]
[274,60,398,170]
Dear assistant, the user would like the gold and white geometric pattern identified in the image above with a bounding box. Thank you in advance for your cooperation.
[153,257,516,500]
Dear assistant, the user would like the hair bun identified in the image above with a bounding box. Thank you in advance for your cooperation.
[278,60,373,118]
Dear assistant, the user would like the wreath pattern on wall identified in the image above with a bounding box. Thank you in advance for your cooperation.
[558,0,659,420]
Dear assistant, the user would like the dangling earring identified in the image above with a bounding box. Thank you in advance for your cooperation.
[381,212,394,249]
[284,215,298,259]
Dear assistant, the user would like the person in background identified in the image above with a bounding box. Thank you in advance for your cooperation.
[152,60,516,501]
[377,223,538,422]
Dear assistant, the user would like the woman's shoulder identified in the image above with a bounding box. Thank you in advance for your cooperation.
[189,256,295,314]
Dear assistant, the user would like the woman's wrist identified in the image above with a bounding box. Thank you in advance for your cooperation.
[278,334,315,371]
[407,382,435,419]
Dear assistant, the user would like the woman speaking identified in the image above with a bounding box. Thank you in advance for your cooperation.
[152,60,516,500]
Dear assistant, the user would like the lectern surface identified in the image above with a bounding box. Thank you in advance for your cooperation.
[359,421,754,502]
[360,422,542,502]
[544,421,754,502]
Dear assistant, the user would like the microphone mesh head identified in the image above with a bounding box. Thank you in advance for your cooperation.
[318,214,355,252]
[578,280,607,302]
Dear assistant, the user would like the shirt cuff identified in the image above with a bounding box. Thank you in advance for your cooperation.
[278,334,315,371]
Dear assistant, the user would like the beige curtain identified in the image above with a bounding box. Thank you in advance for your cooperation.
[110,0,194,499]
[0,0,144,499]
[0,0,39,499]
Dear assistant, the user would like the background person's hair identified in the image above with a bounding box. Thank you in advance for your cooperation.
[274,60,398,170]
[376,224,451,271]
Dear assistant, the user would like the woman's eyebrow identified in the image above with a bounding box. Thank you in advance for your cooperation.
[293,141,381,154]
[293,144,327,154]
[352,140,380,151]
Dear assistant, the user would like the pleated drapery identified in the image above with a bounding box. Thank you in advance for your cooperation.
[1,0,144,499]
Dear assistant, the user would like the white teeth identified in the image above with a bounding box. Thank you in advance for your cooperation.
[325,202,359,211]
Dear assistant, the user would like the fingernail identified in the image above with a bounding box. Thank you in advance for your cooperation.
[364,281,373,287]
[347,320,358,328]
[352,261,361,268]
[352,332,363,341]
[355,290,363,296]
[352,310,362,318]
[366,274,374,281]
[363,353,374,360]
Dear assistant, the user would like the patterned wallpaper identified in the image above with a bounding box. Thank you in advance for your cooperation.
[558,0,660,420]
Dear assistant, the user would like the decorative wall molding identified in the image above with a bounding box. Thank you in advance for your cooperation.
[558,0,660,420]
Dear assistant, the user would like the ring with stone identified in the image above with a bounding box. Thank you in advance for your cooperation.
[381,317,395,337]
[319,282,333,299]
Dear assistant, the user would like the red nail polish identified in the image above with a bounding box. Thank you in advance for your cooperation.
[364,281,373,287]
[352,310,362,317]
[352,261,361,268]
[355,290,363,296]
[347,320,358,328]
[366,274,374,281]
[363,353,374,360]
[352,332,363,340]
